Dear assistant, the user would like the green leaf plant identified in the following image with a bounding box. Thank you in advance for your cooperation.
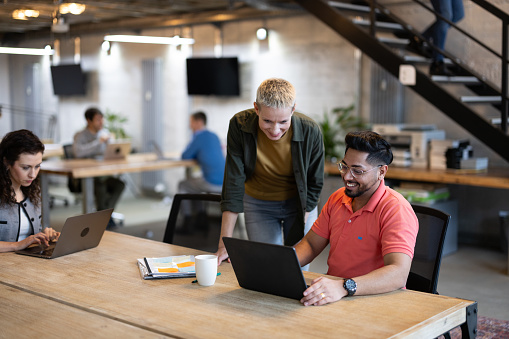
[318,104,367,163]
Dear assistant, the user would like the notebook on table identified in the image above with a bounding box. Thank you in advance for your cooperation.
[103,141,131,160]
[15,209,113,259]
[222,237,308,300]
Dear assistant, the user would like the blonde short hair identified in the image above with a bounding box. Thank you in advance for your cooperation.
[256,78,296,109]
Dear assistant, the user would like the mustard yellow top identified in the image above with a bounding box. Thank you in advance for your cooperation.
[245,126,298,201]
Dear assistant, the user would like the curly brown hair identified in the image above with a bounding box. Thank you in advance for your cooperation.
[0,129,45,207]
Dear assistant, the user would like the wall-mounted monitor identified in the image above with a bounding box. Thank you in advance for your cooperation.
[186,57,240,96]
[50,63,86,96]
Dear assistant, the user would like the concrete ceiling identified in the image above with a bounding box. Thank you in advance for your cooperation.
[0,0,301,44]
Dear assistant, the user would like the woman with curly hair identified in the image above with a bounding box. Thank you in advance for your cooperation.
[0,129,59,252]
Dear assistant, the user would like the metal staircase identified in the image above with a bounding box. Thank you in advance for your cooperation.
[294,0,509,163]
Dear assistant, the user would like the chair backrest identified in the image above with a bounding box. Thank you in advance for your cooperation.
[62,144,82,193]
[163,193,222,251]
[62,144,75,159]
[407,204,451,294]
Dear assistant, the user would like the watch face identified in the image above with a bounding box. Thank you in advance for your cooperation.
[345,279,357,295]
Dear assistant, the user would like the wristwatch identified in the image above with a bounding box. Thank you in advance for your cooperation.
[343,278,357,297]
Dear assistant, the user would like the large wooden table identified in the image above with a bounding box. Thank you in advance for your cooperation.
[40,153,196,227]
[0,232,477,338]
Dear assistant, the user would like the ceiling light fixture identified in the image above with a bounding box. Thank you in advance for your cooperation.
[104,35,195,45]
[12,9,40,20]
[256,27,268,41]
[0,46,54,56]
[59,3,86,15]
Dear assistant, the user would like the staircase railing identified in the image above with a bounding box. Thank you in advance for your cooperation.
[365,0,508,133]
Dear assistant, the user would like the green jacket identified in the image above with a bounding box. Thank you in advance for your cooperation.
[221,108,324,245]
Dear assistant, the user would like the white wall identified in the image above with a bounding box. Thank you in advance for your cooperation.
[0,54,11,137]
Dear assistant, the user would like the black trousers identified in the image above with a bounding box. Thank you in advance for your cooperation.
[94,176,125,211]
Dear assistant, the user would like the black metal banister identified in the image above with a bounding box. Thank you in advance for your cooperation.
[295,0,509,163]
[471,0,509,21]
[368,0,508,133]
[412,0,503,60]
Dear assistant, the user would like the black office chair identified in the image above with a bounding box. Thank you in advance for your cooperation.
[407,204,451,295]
[407,204,453,339]
[163,193,222,252]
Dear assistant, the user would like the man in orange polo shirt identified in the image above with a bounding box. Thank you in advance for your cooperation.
[295,130,418,306]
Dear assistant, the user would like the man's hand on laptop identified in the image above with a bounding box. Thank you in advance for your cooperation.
[300,276,347,306]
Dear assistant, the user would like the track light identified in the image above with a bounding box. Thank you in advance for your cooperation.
[59,3,86,15]
[0,46,54,56]
[12,9,39,20]
[104,35,195,45]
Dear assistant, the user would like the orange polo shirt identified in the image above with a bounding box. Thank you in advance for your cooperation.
[312,180,418,279]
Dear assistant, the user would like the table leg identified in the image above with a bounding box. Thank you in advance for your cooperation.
[41,173,50,228]
[460,302,478,339]
[82,178,95,214]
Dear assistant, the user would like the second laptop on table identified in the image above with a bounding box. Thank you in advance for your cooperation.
[223,237,308,300]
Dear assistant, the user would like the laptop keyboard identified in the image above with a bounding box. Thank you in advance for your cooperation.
[25,243,56,257]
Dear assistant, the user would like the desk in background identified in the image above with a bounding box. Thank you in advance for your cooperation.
[40,153,196,227]
[0,232,477,338]
[324,163,509,189]
[325,163,509,274]
[42,143,63,159]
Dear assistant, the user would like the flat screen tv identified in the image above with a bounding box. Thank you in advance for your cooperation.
[186,57,240,96]
[50,64,86,96]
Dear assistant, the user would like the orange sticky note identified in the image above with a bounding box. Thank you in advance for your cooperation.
[158,267,179,273]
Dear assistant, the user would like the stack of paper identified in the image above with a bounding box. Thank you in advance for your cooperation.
[430,139,468,170]
[137,255,196,280]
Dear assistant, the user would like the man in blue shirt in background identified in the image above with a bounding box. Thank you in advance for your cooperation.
[177,112,225,230]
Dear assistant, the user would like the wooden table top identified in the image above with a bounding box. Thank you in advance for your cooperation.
[42,143,64,159]
[325,162,509,190]
[0,283,167,338]
[41,153,196,178]
[0,232,475,338]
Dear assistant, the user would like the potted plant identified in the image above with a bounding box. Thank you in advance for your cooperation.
[318,104,367,163]
[104,109,129,140]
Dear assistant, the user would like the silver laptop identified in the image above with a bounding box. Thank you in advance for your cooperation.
[15,209,113,259]
[223,237,308,300]
[151,140,179,161]
[103,141,131,160]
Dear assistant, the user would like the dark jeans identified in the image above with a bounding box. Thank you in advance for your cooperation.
[94,176,125,211]
[422,0,465,62]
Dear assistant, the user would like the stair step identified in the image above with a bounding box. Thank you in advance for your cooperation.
[491,118,509,125]
[432,76,480,84]
[403,55,454,65]
[328,1,373,13]
[378,36,408,47]
[352,18,404,32]
[461,96,501,104]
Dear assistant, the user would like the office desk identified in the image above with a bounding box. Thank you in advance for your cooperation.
[325,163,509,274]
[324,163,509,189]
[0,232,477,338]
[40,153,196,226]
[43,143,64,159]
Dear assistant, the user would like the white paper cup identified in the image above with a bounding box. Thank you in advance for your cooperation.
[195,254,218,286]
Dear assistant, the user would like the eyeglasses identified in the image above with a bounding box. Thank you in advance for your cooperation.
[337,162,382,178]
